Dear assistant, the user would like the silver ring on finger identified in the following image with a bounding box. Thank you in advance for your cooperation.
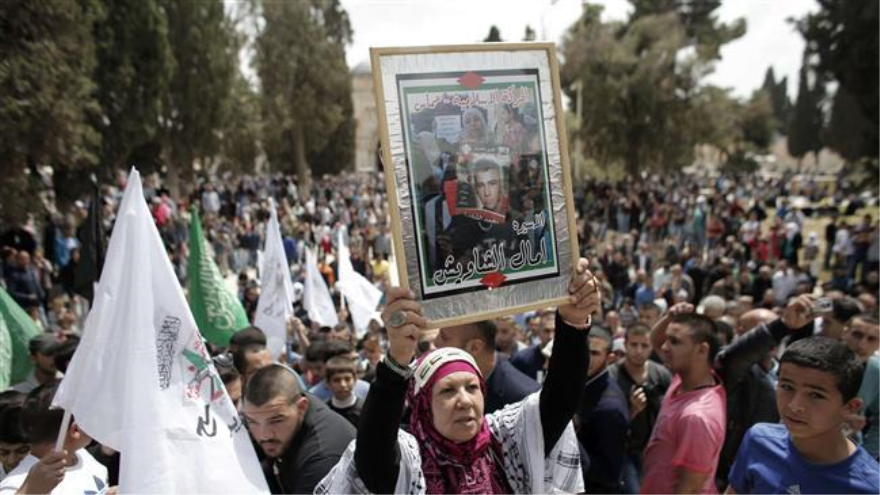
[389,310,407,328]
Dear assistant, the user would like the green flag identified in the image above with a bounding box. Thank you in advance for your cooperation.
[0,286,41,390]
[187,207,250,346]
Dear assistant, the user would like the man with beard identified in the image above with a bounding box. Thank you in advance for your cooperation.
[241,365,355,494]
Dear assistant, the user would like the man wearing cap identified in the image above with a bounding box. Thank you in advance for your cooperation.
[10,335,63,393]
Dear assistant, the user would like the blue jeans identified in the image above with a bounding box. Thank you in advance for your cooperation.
[620,454,644,495]
[620,453,642,494]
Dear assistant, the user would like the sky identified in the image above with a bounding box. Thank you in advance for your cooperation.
[339,0,819,100]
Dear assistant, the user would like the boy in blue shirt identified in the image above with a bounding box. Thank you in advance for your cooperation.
[727,336,880,494]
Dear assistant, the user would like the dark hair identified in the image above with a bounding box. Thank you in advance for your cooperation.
[53,336,80,373]
[589,327,613,354]
[671,313,720,363]
[229,326,267,350]
[638,302,660,314]
[322,341,354,363]
[0,405,26,444]
[232,343,265,375]
[0,391,26,444]
[625,323,651,341]
[213,353,240,385]
[715,319,735,346]
[0,390,25,414]
[833,298,863,324]
[473,158,500,176]
[21,382,64,444]
[28,334,60,356]
[780,337,864,401]
[467,320,497,348]
[850,313,880,327]
[244,365,303,407]
[324,356,357,382]
[305,341,328,363]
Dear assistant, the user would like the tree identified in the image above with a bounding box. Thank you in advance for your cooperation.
[484,25,502,42]
[0,1,104,223]
[561,1,744,177]
[760,67,791,133]
[255,0,354,183]
[826,88,875,163]
[798,0,878,163]
[93,0,173,178]
[218,75,262,174]
[159,0,238,193]
[629,0,745,60]
[689,85,775,173]
[523,25,536,41]
[787,52,825,167]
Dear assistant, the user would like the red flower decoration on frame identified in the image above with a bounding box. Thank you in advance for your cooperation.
[458,71,485,89]
[481,271,507,289]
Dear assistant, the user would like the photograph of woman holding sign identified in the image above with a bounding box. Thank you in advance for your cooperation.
[315,258,600,494]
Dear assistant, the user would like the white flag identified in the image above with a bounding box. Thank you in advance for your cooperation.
[336,232,382,336]
[303,248,338,328]
[53,169,269,494]
[254,199,294,360]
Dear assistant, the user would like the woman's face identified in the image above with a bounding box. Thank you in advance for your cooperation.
[463,111,485,139]
[498,105,512,124]
[431,371,484,443]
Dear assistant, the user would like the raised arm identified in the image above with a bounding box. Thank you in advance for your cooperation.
[717,295,819,389]
[540,258,600,456]
[354,287,425,494]
[650,302,695,351]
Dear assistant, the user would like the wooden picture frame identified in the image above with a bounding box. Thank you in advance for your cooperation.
[371,43,579,328]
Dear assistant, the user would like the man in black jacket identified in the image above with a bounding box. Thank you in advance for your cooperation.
[577,327,629,494]
[434,319,540,414]
[608,323,672,494]
[241,364,355,494]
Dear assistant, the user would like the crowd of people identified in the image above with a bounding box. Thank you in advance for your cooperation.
[0,167,878,494]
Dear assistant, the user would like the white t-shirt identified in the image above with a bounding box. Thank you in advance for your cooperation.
[0,450,108,495]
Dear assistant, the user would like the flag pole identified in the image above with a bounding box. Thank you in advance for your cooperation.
[55,409,71,452]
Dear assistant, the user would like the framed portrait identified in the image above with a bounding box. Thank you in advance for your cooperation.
[371,43,579,328]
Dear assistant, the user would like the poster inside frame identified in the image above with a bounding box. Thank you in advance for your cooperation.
[371,43,579,328]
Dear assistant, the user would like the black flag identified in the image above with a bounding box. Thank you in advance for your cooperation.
[73,175,105,304]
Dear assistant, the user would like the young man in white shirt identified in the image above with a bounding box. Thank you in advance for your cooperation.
[0,382,107,495]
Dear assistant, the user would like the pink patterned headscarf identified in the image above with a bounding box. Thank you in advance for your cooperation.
[407,348,510,494]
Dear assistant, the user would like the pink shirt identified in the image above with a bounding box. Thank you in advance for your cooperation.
[640,373,726,494]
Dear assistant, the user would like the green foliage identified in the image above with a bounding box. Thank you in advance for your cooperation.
[561,6,705,176]
[484,25,503,42]
[93,0,174,175]
[523,25,536,42]
[0,0,104,222]
[629,0,746,60]
[798,0,878,161]
[740,90,775,150]
[761,67,791,134]
[160,0,238,183]
[218,75,262,174]
[787,52,825,163]
[826,88,875,163]
[256,0,354,179]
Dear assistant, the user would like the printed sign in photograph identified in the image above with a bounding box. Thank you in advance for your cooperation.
[372,44,579,327]
[398,70,558,298]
